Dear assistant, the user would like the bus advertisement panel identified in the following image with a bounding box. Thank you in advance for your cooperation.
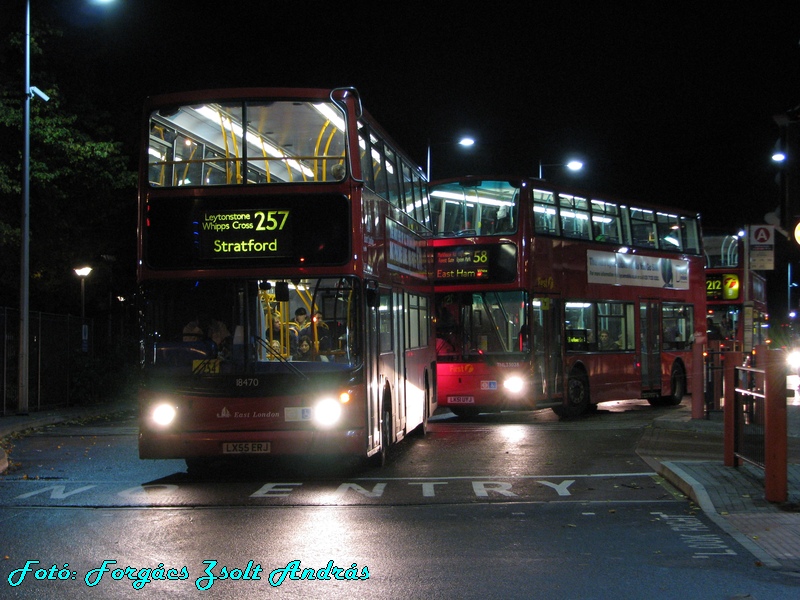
[137,87,436,470]
[430,177,706,418]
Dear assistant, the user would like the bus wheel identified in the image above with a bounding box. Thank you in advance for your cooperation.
[411,378,430,437]
[651,363,685,406]
[554,369,590,418]
[372,397,392,467]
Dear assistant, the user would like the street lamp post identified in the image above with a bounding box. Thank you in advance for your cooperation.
[19,0,31,415]
[427,137,475,180]
[74,267,93,320]
[538,159,584,180]
[19,0,49,415]
[18,0,115,413]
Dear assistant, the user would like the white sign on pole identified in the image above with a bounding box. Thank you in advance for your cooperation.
[749,225,775,271]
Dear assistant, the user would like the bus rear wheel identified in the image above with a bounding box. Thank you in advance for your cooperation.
[553,369,590,418]
[649,362,685,407]
[371,396,392,468]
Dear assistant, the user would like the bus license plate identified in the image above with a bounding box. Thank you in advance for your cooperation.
[222,442,271,454]
[448,396,475,404]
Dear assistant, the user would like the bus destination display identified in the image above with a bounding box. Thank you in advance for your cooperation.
[198,209,292,259]
[434,243,517,284]
[706,273,739,301]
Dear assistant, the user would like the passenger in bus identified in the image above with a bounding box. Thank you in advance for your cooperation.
[294,336,313,361]
[331,163,346,180]
[707,318,723,340]
[663,322,683,349]
[495,205,512,232]
[720,314,733,338]
[183,311,232,358]
[313,311,332,352]
[290,307,310,337]
[597,329,619,351]
[266,312,292,356]
[269,339,282,360]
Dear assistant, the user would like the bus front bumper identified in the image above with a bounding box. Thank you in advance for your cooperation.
[138,428,367,459]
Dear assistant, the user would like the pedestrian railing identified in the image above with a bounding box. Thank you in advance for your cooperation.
[723,346,788,503]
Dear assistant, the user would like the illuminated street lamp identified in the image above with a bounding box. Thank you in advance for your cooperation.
[427,136,475,180]
[18,0,116,414]
[74,266,93,320]
[538,159,584,180]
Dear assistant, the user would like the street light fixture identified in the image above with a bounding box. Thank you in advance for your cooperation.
[538,159,584,180]
[74,267,93,319]
[427,136,475,180]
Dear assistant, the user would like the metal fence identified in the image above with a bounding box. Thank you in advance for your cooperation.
[1,307,93,415]
[733,363,766,468]
[725,346,788,502]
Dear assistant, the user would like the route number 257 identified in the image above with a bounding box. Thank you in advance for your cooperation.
[254,210,289,231]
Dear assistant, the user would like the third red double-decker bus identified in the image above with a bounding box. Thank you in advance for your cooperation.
[703,230,769,352]
[430,176,706,418]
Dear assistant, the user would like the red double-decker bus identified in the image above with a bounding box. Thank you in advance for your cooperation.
[137,87,436,470]
[430,177,706,418]
[704,230,769,353]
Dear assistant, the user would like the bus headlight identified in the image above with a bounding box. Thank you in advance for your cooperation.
[151,403,177,427]
[787,350,800,371]
[314,397,342,427]
[503,376,525,394]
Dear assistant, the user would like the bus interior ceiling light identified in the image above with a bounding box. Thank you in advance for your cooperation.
[192,105,313,177]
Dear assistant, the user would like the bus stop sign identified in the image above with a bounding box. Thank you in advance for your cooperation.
[749,225,775,271]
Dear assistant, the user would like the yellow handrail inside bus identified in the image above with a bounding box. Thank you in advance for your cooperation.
[180,144,199,186]
[259,140,272,183]
[225,115,242,184]
[215,113,232,184]
[151,125,167,186]
[322,127,340,182]
[313,122,327,180]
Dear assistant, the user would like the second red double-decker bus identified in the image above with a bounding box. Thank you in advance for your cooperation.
[137,87,436,470]
[430,176,706,418]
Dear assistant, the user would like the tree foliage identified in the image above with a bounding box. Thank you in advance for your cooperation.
[0,20,137,315]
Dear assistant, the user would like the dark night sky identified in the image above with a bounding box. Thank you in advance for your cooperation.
[16,1,800,230]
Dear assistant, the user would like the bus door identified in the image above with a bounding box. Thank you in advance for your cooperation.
[377,289,400,444]
[639,299,661,396]
[532,295,563,402]
[393,290,406,436]
[365,282,381,453]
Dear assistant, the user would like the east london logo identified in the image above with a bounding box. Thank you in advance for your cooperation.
[216,407,279,419]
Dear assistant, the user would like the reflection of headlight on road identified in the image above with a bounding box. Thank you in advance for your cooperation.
[314,398,342,427]
[152,403,176,426]
[788,350,800,370]
[503,376,524,394]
